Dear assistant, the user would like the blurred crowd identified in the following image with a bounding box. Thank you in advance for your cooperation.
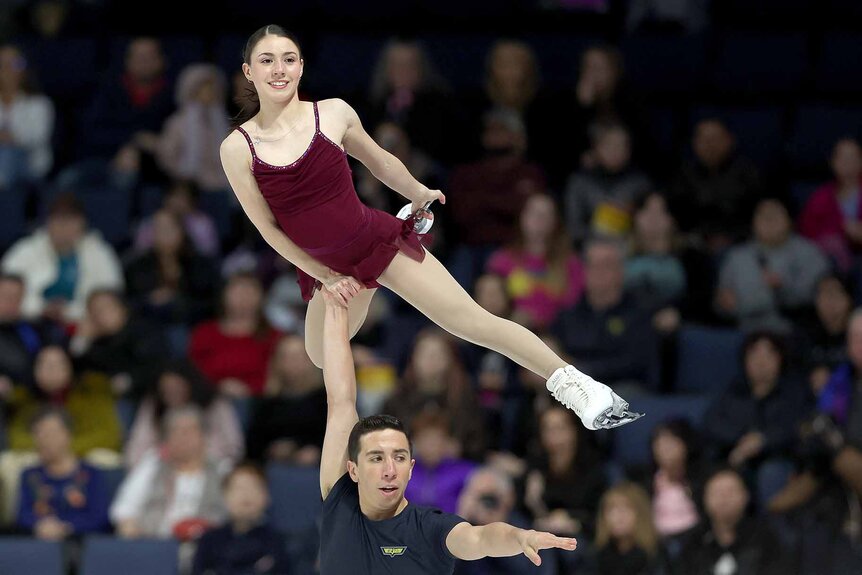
[0,1,861,574]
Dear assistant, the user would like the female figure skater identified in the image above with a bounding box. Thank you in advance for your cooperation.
[219,25,641,430]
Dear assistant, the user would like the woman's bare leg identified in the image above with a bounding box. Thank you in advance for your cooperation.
[378,250,564,378]
[304,287,377,368]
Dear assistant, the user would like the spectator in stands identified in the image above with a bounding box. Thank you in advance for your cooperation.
[799,273,852,399]
[669,118,762,251]
[0,43,54,188]
[124,208,219,327]
[134,180,221,257]
[366,38,454,162]
[0,273,59,389]
[563,122,652,243]
[595,482,663,575]
[535,45,650,187]
[1,192,124,324]
[384,328,486,460]
[111,406,226,539]
[246,334,326,465]
[154,64,231,193]
[486,193,584,330]
[448,108,545,288]
[82,36,173,159]
[125,359,243,470]
[524,406,606,538]
[15,407,110,539]
[641,420,701,547]
[465,39,543,162]
[189,272,281,397]
[799,137,862,272]
[716,198,830,333]
[551,238,658,392]
[5,345,121,455]
[454,466,536,575]
[70,289,169,400]
[404,411,477,514]
[625,192,687,309]
[703,331,806,508]
[625,0,710,34]
[675,466,790,575]
[192,463,289,575]
[770,308,862,523]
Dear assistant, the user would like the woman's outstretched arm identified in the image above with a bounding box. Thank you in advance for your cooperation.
[331,98,445,211]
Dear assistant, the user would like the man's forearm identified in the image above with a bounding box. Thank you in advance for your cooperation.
[476,522,528,558]
[322,303,356,405]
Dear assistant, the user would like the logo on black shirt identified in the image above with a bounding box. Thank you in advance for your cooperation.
[380,546,407,557]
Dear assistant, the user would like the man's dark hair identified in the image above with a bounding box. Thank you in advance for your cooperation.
[347,415,412,462]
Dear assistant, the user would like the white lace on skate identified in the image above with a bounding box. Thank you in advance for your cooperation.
[546,366,644,430]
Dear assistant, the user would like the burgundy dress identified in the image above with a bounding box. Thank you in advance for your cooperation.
[236,101,427,302]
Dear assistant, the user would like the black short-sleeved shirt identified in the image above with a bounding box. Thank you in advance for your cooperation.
[319,473,467,574]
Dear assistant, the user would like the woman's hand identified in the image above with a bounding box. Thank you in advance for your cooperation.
[412,187,446,213]
[321,273,363,306]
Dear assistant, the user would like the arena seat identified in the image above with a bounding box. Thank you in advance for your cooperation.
[80,537,179,575]
[0,538,63,575]
[674,325,744,395]
[622,35,707,96]
[710,33,808,97]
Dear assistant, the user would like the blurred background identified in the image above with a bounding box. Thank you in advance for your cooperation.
[0,0,861,573]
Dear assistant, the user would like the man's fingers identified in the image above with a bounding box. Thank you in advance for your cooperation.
[537,533,578,551]
[524,546,541,566]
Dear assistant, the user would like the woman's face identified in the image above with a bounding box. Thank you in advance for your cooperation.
[652,429,687,470]
[604,493,637,540]
[816,277,852,328]
[88,293,127,334]
[489,42,533,90]
[831,139,862,182]
[243,34,303,104]
[34,347,73,394]
[474,275,509,317]
[744,339,781,389]
[223,277,263,317]
[412,335,451,382]
[520,195,557,242]
[158,372,191,408]
[385,43,421,92]
[194,78,218,105]
[152,210,184,254]
[540,408,577,455]
[580,49,618,96]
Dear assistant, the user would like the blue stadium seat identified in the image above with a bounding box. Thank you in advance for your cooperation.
[690,106,785,172]
[0,539,63,575]
[611,394,711,468]
[306,35,386,97]
[674,325,745,394]
[710,33,808,96]
[816,33,862,96]
[0,186,28,250]
[98,466,126,503]
[267,464,322,534]
[622,35,707,96]
[788,105,862,171]
[80,537,179,575]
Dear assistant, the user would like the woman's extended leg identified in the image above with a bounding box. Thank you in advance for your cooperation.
[378,250,564,378]
[378,250,643,430]
[304,287,377,369]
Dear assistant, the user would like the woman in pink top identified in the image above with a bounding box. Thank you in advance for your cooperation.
[486,193,584,330]
[799,137,862,271]
[647,419,700,543]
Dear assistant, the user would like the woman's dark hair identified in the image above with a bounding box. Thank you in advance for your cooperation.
[151,359,215,423]
[152,208,193,259]
[650,417,701,473]
[233,25,303,127]
[534,405,601,472]
[741,330,787,374]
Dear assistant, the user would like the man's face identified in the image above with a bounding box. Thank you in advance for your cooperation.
[224,470,269,525]
[693,120,734,170]
[348,429,414,514]
[704,471,748,527]
[126,38,164,83]
[46,213,85,254]
[584,243,624,302]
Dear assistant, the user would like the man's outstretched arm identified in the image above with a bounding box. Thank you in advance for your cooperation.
[446,522,577,567]
[319,289,360,500]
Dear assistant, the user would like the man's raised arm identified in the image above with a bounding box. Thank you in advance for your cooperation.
[319,289,360,500]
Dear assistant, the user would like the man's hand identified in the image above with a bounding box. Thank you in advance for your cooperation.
[516,529,578,566]
[321,273,361,307]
